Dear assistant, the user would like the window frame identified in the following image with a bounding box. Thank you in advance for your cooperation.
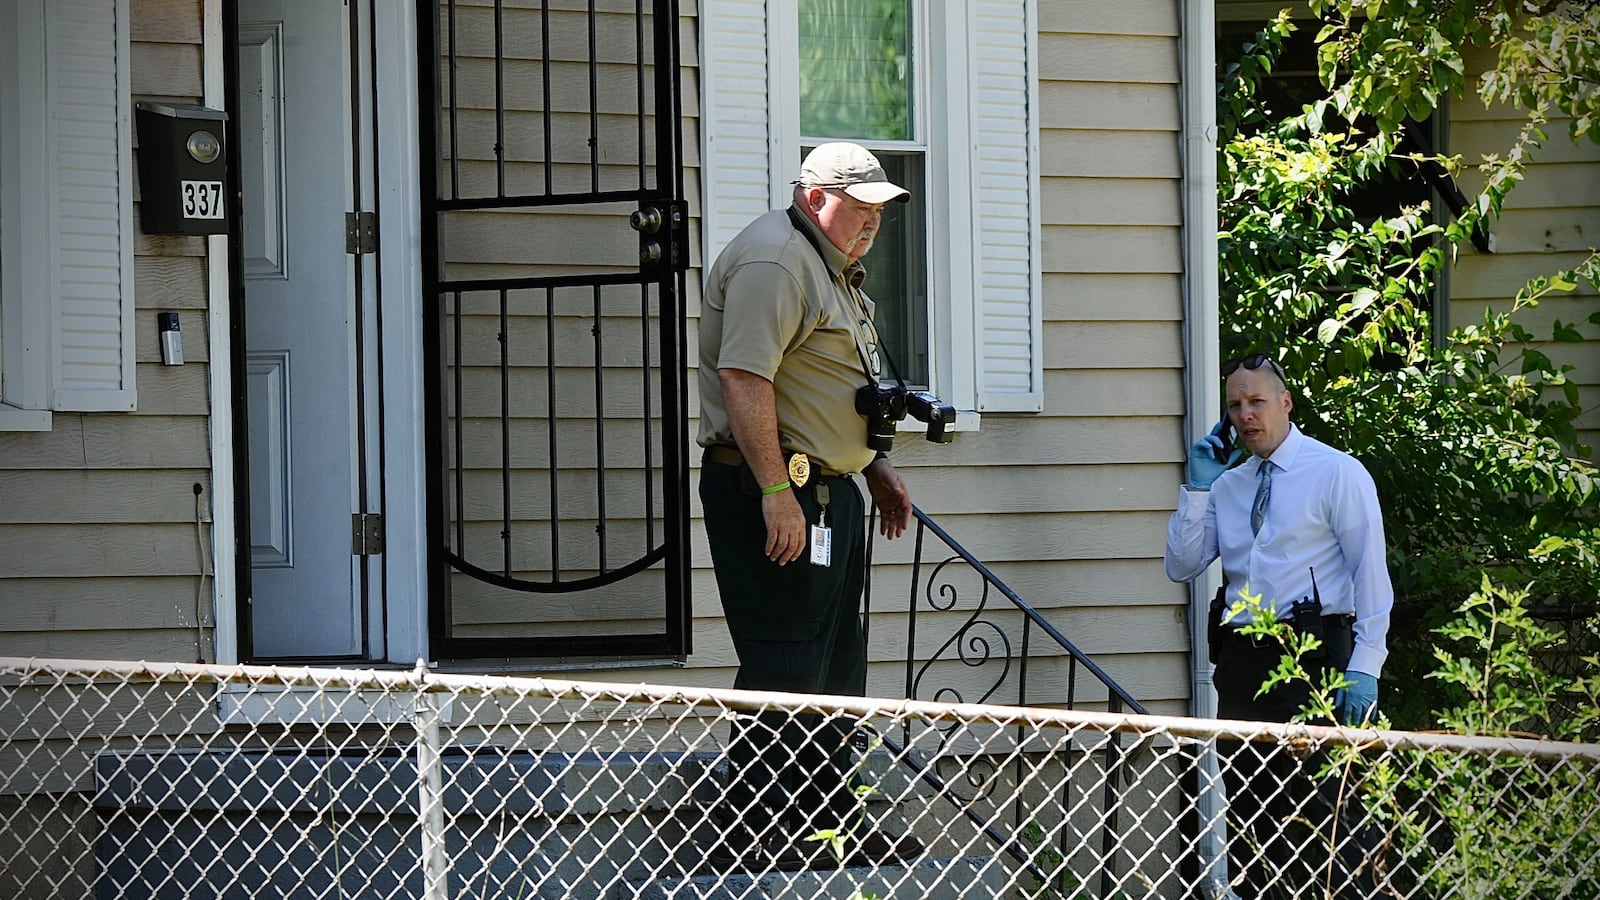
[700,0,1041,421]
[795,0,933,388]
[772,1,980,416]
[0,0,55,430]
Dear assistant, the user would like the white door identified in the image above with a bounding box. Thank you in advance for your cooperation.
[239,0,375,659]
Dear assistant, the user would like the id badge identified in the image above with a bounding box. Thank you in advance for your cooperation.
[809,524,832,566]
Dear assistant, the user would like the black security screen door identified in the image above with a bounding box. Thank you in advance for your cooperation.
[419,0,691,661]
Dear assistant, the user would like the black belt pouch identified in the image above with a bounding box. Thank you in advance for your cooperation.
[1320,619,1355,670]
[1207,585,1226,665]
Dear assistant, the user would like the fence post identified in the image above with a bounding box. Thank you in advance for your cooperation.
[414,666,450,900]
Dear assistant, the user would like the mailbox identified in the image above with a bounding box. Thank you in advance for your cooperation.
[135,102,230,235]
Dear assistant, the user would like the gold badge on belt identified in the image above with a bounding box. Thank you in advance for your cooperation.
[787,452,811,489]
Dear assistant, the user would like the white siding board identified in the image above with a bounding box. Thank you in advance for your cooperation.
[1464,207,1600,254]
[130,0,204,44]
[1043,322,1184,368]
[1450,250,1599,299]
[0,577,209,629]
[0,416,210,469]
[0,469,208,524]
[859,511,1174,565]
[1457,162,1600,212]
[1035,33,1180,84]
[890,417,1183,466]
[1452,295,1600,333]
[1043,178,1182,226]
[1040,82,1180,130]
[0,630,211,666]
[0,524,202,578]
[1037,371,1183,417]
[1045,225,1184,273]
[128,36,202,97]
[1047,273,1183,320]
[1042,129,1181,177]
[1036,1,1178,37]
[1453,119,1600,164]
[894,464,1180,514]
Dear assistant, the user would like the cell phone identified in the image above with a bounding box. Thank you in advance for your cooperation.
[1217,403,1235,456]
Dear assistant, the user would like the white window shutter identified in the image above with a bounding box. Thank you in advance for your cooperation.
[972,0,1041,412]
[699,0,775,275]
[52,0,136,411]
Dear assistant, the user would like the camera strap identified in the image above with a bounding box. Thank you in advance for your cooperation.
[785,206,908,392]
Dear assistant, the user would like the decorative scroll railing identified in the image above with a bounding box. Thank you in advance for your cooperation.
[865,506,1153,895]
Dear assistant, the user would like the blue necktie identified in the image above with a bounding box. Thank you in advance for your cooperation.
[1251,460,1273,536]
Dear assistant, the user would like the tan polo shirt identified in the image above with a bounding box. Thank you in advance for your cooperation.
[697,204,880,475]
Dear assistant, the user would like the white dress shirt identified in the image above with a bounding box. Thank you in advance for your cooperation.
[1165,424,1393,677]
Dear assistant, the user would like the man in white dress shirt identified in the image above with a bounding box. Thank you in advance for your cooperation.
[1165,354,1392,899]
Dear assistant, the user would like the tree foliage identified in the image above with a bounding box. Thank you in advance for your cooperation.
[1218,2,1600,728]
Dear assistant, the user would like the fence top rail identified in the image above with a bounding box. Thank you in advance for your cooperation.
[5,656,1598,762]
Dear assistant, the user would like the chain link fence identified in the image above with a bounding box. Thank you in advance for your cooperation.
[3,656,1598,899]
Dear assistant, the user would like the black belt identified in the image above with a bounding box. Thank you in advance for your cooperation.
[702,444,847,478]
[1217,614,1355,646]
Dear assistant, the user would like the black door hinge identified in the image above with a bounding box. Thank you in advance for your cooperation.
[352,512,384,556]
[346,211,377,255]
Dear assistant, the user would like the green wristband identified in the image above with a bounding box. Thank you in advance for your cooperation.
[759,480,791,496]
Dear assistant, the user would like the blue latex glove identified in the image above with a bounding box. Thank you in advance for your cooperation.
[1187,420,1243,489]
[1337,670,1380,726]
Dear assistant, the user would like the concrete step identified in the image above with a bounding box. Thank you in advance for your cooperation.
[627,856,1005,899]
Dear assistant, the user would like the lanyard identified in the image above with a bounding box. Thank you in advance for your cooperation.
[785,207,881,384]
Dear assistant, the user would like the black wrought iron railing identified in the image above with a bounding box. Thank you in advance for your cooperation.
[865,505,1149,894]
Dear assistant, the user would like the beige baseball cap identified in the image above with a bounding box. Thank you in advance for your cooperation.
[797,142,911,204]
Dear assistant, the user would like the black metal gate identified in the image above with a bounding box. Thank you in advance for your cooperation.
[418,0,690,661]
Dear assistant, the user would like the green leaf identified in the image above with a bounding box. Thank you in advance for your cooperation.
[1552,320,1583,343]
[1519,349,1554,374]
[1318,318,1344,344]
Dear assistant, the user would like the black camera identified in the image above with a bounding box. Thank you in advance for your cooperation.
[854,383,956,450]
[905,390,956,444]
[854,384,907,452]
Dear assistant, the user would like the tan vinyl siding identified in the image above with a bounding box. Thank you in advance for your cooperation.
[1450,46,1600,458]
[1023,0,1189,708]
[0,0,213,662]
[628,0,1192,713]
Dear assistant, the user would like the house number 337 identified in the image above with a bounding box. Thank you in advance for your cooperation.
[180,180,224,219]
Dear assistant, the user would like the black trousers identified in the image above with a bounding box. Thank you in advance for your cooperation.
[699,459,868,834]
[1212,627,1382,900]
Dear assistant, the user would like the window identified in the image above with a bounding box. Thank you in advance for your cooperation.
[701,0,1043,416]
[798,0,929,384]
[0,0,136,431]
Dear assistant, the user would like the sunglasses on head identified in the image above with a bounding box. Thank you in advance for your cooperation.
[1221,353,1287,383]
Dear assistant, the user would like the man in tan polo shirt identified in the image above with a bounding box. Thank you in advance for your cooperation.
[698,142,919,869]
